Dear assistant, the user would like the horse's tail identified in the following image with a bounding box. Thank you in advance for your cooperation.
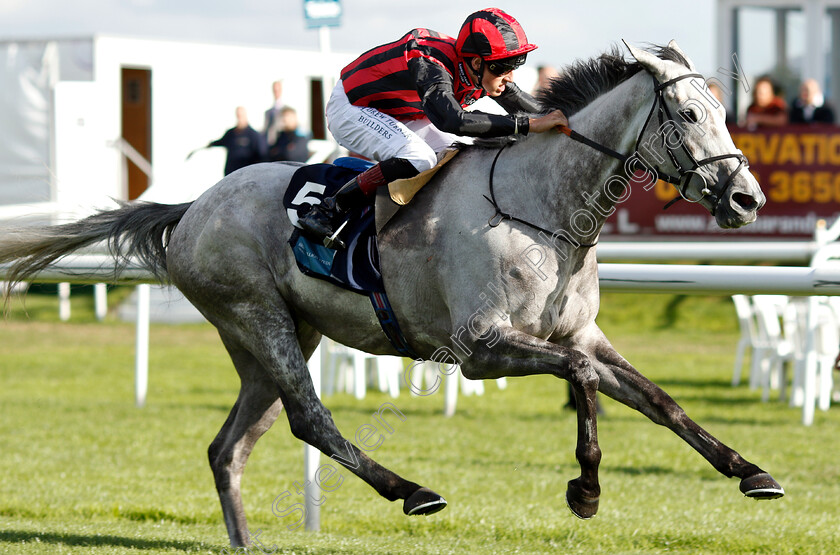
[0,201,192,292]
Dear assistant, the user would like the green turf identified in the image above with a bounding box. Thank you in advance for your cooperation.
[1,290,838,554]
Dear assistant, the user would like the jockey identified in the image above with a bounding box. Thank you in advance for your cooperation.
[299,7,569,248]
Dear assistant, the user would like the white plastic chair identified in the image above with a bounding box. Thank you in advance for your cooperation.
[751,295,795,402]
[320,339,401,399]
[798,296,837,425]
[794,239,840,424]
[406,360,507,417]
[731,295,759,386]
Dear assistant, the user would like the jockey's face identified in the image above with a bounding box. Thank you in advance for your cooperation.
[470,58,514,97]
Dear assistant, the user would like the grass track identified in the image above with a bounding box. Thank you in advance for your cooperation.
[1,289,839,554]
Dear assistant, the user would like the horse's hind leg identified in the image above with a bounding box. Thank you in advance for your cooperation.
[209,332,285,548]
[212,298,444,531]
[587,331,784,499]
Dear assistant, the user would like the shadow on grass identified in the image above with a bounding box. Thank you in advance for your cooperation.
[0,529,211,552]
[607,465,682,477]
[653,377,733,388]
[699,414,794,427]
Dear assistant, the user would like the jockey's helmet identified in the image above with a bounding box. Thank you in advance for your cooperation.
[455,8,537,74]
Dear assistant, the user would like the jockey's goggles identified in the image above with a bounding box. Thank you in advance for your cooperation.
[486,54,527,76]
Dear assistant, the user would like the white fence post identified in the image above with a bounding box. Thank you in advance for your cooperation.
[135,284,150,408]
[94,283,108,320]
[58,282,71,321]
[304,340,322,531]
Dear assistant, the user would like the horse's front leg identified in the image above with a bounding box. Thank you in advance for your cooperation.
[456,327,602,518]
[585,329,784,499]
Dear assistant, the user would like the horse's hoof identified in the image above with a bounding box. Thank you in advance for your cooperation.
[565,479,600,520]
[403,487,447,516]
[740,472,785,500]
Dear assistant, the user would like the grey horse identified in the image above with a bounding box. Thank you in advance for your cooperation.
[0,42,783,548]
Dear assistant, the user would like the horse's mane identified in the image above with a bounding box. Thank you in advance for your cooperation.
[467,44,691,150]
[537,44,691,117]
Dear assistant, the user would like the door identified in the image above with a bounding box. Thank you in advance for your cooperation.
[310,78,326,140]
[121,67,152,199]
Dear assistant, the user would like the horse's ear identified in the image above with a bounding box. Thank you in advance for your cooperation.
[666,39,697,71]
[622,39,668,80]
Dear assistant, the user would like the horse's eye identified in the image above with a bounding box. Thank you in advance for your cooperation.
[679,109,698,123]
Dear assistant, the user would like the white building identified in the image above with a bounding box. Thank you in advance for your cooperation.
[0,35,353,217]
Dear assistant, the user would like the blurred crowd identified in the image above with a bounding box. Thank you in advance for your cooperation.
[737,75,836,130]
[206,80,311,176]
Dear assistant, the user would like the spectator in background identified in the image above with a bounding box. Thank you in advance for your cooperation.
[745,76,787,129]
[264,80,286,148]
[208,106,267,176]
[789,78,835,124]
[268,106,310,162]
[707,82,737,125]
[531,64,559,95]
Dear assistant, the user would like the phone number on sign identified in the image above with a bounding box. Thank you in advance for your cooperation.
[764,171,840,203]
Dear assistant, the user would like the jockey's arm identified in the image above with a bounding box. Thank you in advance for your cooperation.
[495,82,568,132]
[421,83,530,137]
[422,83,568,136]
[493,82,542,115]
[412,58,530,138]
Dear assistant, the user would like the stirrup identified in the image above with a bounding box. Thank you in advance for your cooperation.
[323,219,350,249]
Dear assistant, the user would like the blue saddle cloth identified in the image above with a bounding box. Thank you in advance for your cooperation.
[284,158,421,359]
[284,158,382,294]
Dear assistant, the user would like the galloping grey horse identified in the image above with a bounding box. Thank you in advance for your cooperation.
[0,42,783,548]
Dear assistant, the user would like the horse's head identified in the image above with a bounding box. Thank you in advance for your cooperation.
[624,40,765,229]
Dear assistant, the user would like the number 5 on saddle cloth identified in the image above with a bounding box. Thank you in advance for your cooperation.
[284,157,418,358]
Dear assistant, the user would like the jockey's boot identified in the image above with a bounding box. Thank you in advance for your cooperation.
[298,164,386,249]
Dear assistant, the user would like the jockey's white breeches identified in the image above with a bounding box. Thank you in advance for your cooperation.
[326,80,471,173]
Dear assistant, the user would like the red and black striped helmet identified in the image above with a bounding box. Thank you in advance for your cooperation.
[455,8,537,61]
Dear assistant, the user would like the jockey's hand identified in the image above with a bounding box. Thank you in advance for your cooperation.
[529,110,569,133]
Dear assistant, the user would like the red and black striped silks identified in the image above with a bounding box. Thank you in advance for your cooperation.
[340,28,485,121]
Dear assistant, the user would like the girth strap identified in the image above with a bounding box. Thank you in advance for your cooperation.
[369,291,421,360]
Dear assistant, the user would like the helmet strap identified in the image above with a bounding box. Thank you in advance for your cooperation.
[467,57,484,86]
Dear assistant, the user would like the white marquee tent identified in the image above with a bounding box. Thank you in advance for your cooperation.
[0,35,353,217]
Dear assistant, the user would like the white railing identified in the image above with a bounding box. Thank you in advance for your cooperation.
[597,241,816,263]
[7,254,840,294]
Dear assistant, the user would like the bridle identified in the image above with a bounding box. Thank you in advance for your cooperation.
[484,70,750,243]
[563,71,749,213]
[638,73,748,210]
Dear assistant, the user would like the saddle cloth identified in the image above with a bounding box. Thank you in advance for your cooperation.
[283,154,459,359]
[285,150,460,293]
[285,159,418,358]
[284,158,381,294]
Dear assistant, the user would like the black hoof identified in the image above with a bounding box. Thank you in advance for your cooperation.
[403,487,447,516]
[740,472,785,500]
[565,478,599,519]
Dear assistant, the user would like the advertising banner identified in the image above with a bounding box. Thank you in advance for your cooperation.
[602,124,840,239]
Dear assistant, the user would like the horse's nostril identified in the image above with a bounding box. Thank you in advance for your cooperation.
[732,192,758,211]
